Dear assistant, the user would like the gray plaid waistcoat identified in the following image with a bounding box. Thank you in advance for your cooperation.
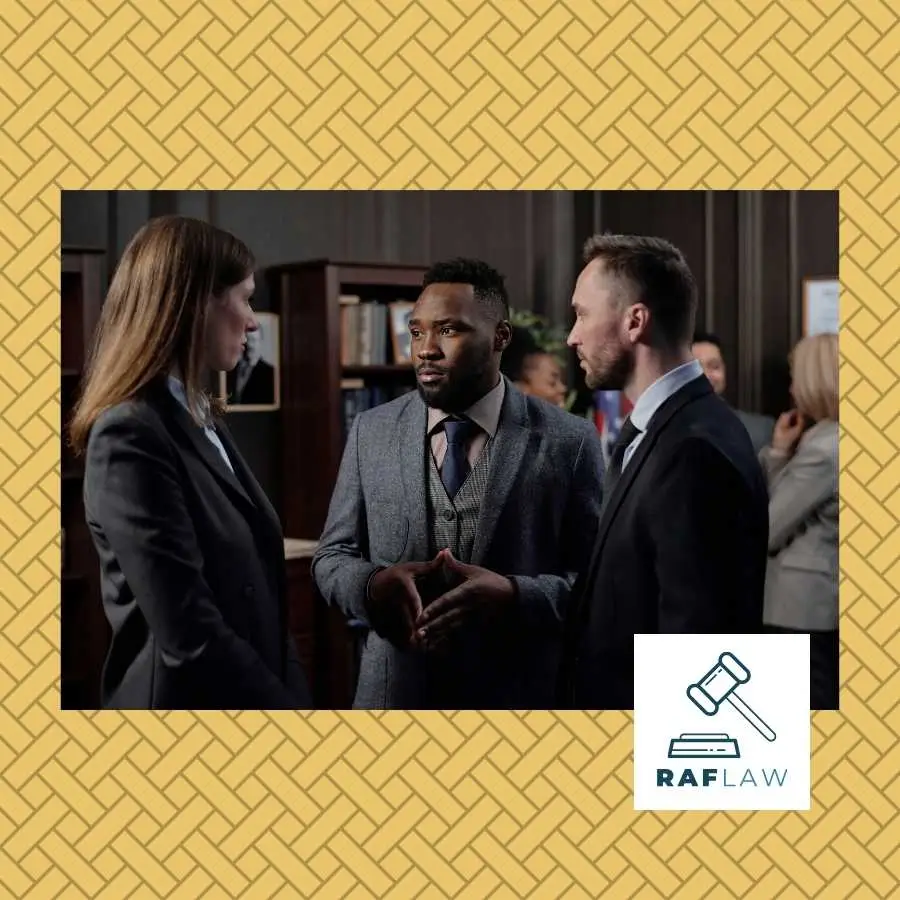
[427,436,494,564]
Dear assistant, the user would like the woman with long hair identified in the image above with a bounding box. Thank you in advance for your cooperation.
[759,332,839,709]
[70,215,311,709]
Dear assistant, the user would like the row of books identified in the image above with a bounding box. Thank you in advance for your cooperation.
[340,294,414,366]
[341,382,416,440]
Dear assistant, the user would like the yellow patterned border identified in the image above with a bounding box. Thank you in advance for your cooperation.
[1,1,896,897]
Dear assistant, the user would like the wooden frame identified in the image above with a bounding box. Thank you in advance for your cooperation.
[218,311,281,411]
[389,301,415,364]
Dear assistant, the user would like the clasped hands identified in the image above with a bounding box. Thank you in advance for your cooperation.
[365,549,515,650]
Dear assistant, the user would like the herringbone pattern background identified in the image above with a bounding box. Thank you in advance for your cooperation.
[0,0,896,897]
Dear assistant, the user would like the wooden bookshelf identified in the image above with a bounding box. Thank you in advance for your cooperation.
[60,247,108,709]
[267,260,425,708]
[267,259,424,542]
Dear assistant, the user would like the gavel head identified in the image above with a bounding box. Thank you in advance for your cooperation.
[686,652,751,715]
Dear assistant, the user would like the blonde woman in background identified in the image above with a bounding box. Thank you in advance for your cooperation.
[759,333,839,709]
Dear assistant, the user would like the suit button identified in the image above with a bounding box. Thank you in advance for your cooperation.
[243,584,255,598]
[443,509,456,521]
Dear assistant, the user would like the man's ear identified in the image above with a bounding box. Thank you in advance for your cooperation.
[495,320,512,352]
[627,303,651,344]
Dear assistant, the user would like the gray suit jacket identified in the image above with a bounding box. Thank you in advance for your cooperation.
[735,407,775,456]
[759,419,838,631]
[312,379,604,709]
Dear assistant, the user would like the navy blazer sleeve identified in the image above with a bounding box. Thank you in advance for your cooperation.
[85,409,301,709]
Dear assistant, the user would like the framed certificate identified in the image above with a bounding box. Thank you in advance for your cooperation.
[802,277,839,336]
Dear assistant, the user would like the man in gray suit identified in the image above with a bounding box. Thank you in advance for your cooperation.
[692,331,774,455]
[312,258,604,709]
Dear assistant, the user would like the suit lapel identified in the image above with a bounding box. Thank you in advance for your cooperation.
[215,421,280,530]
[215,420,286,597]
[154,381,257,511]
[398,395,430,560]
[471,384,530,565]
[582,375,713,585]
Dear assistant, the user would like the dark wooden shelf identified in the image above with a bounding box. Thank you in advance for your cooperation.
[61,247,107,710]
[342,364,415,378]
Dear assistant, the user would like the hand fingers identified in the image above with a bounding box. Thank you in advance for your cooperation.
[400,601,414,637]
[417,605,469,647]
[416,583,470,627]
[400,574,424,620]
[406,554,445,576]
[442,549,474,576]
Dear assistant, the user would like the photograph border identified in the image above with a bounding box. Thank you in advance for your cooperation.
[389,300,415,364]
[218,310,281,412]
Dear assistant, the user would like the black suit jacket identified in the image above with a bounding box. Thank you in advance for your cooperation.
[83,379,311,709]
[559,375,769,709]
[228,360,275,405]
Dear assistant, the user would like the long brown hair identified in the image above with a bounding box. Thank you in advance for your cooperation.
[69,216,255,455]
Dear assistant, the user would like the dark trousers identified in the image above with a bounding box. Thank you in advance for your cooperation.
[765,625,839,710]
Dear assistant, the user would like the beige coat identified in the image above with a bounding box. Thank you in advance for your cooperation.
[759,420,838,631]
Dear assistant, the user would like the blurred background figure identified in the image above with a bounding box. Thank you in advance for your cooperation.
[501,325,567,408]
[692,331,774,455]
[759,333,839,709]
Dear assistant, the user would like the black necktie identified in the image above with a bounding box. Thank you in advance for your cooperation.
[603,416,640,500]
[441,417,476,497]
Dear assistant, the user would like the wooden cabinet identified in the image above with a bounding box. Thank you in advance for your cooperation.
[284,540,357,709]
[61,248,108,709]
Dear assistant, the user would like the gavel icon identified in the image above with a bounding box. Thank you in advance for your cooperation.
[687,652,776,742]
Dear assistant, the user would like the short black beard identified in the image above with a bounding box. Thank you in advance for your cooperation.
[417,378,484,413]
[417,359,495,412]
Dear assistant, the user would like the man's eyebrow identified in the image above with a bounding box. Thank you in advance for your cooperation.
[408,317,467,326]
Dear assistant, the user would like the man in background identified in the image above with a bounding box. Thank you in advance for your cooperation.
[559,234,769,709]
[313,257,603,709]
[692,331,774,455]
[227,327,275,405]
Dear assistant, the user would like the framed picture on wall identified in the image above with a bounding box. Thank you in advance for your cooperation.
[389,301,415,364]
[802,277,839,336]
[219,311,281,411]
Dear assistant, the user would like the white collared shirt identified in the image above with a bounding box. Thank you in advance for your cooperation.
[166,376,234,474]
[622,359,704,471]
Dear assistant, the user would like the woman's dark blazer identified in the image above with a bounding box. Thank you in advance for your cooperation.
[82,377,312,709]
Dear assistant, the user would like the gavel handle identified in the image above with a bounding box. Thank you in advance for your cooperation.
[726,692,776,742]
